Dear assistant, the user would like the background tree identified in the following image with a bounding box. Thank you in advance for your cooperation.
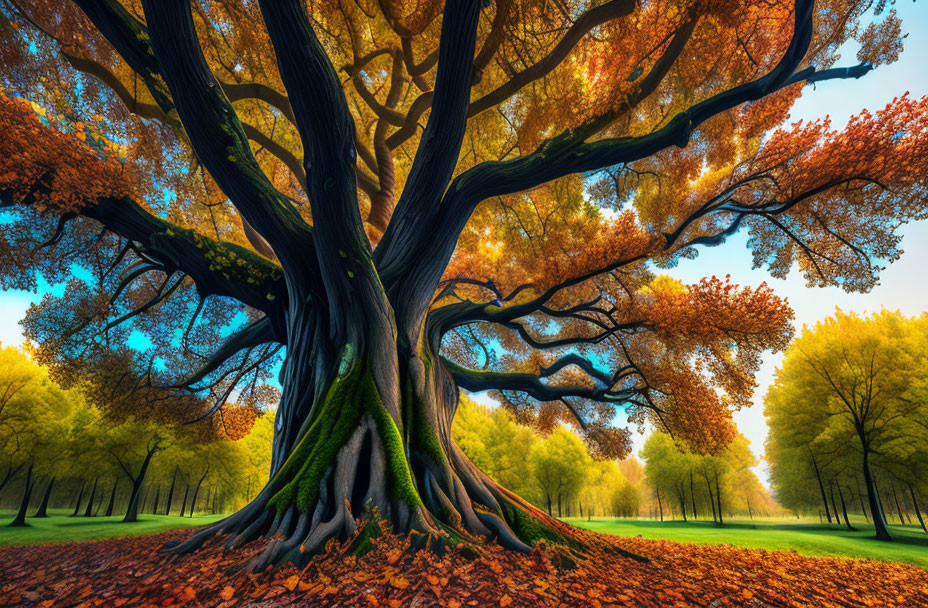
[765,310,927,540]
[1,0,927,570]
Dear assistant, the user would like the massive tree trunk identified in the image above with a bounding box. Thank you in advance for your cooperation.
[169,315,582,571]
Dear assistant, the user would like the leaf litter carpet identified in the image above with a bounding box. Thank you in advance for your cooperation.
[1,524,926,607]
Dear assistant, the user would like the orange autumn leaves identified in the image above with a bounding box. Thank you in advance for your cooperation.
[0,91,133,213]
[2,522,927,607]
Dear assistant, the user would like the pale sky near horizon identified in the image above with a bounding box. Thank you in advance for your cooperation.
[1,3,927,486]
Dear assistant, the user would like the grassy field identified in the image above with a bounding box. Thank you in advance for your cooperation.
[565,516,928,568]
[0,509,225,547]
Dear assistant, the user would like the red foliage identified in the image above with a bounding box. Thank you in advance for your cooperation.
[0,91,132,213]
[1,526,925,608]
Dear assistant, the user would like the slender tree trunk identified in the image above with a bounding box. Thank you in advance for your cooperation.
[656,488,664,522]
[71,481,85,517]
[713,470,723,527]
[891,484,907,525]
[557,494,562,518]
[164,470,176,516]
[189,467,209,517]
[704,475,717,523]
[855,476,869,522]
[83,478,99,518]
[33,477,55,518]
[746,495,753,519]
[829,482,841,526]
[837,484,855,531]
[678,485,687,522]
[105,480,118,517]
[123,444,159,523]
[690,472,698,520]
[545,493,551,516]
[178,483,189,518]
[810,452,832,524]
[8,462,34,527]
[908,485,927,534]
[862,452,891,540]
[152,484,160,515]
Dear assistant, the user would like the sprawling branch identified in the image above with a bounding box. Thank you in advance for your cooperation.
[374,0,482,282]
[445,358,639,404]
[173,317,279,389]
[257,0,396,352]
[469,0,636,118]
[138,0,314,276]
[1,188,284,315]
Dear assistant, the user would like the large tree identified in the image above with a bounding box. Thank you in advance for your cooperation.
[1,0,927,570]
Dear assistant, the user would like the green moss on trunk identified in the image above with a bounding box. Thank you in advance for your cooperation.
[268,358,422,514]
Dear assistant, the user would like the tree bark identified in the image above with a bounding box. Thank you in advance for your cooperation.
[829,482,841,526]
[909,485,927,534]
[810,452,832,524]
[891,484,908,525]
[167,304,611,571]
[164,470,176,516]
[656,488,664,522]
[122,444,159,523]
[855,476,869,522]
[704,474,717,523]
[71,481,85,517]
[837,484,855,531]
[8,462,34,527]
[105,480,118,517]
[178,484,188,518]
[677,484,687,522]
[713,470,724,527]
[84,478,99,518]
[189,467,209,517]
[690,472,698,520]
[862,452,891,540]
[152,484,160,515]
[33,477,55,518]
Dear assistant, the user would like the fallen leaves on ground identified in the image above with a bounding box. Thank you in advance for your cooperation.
[1,525,926,607]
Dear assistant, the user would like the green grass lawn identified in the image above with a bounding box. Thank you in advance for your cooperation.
[0,509,225,548]
[565,516,928,568]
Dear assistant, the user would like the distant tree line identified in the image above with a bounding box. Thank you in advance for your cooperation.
[640,432,776,524]
[0,345,273,526]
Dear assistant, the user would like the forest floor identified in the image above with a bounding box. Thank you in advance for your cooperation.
[566,516,928,568]
[1,523,927,607]
[0,509,225,547]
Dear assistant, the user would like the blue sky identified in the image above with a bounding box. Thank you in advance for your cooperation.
[2,3,927,484]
